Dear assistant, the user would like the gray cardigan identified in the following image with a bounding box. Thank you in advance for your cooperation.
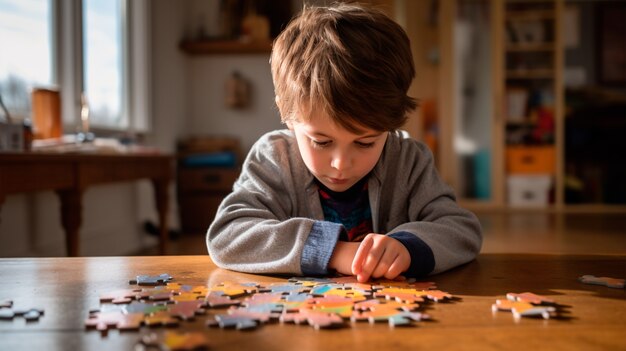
[207,129,482,276]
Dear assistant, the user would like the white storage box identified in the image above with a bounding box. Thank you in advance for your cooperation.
[507,175,552,207]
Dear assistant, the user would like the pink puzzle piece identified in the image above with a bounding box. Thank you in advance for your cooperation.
[280,309,344,329]
[85,311,144,334]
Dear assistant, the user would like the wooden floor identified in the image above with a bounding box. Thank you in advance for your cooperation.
[137,212,626,256]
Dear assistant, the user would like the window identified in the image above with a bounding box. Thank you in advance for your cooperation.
[0,0,53,120]
[83,0,125,128]
[0,0,150,132]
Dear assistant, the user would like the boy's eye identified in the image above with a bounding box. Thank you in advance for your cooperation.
[355,141,375,148]
[311,139,331,148]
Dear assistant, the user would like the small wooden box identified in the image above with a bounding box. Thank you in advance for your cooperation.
[506,146,555,174]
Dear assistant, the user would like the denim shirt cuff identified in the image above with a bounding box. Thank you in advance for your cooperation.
[301,221,343,275]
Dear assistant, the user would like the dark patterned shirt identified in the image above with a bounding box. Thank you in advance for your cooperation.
[317,177,373,242]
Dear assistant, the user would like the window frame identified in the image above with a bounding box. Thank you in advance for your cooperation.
[56,0,151,135]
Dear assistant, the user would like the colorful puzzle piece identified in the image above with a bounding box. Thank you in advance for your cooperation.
[204,292,241,308]
[143,311,180,327]
[208,282,259,298]
[140,331,209,351]
[506,292,555,305]
[167,300,207,321]
[281,309,344,329]
[99,288,147,304]
[85,311,144,333]
[578,275,625,289]
[492,299,556,320]
[351,300,428,326]
[129,273,173,286]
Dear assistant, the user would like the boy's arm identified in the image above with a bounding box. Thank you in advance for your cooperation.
[207,132,342,275]
[383,139,482,276]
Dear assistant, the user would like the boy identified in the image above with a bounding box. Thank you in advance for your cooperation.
[207,3,482,282]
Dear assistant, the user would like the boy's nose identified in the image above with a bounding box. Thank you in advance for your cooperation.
[331,151,352,171]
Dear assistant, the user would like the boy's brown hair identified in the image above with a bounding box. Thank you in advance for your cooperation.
[270,2,417,133]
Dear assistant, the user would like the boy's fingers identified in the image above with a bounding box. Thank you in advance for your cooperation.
[372,252,397,278]
[352,236,373,275]
[360,243,385,282]
[384,256,405,280]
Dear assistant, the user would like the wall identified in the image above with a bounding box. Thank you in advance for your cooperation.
[0,0,188,257]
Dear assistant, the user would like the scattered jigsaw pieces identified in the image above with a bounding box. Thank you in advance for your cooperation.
[0,307,44,321]
[129,273,173,286]
[578,275,625,289]
[90,271,573,337]
[139,331,209,351]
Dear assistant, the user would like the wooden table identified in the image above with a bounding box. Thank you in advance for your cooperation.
[0,152,173,256]
[0,254,624,350]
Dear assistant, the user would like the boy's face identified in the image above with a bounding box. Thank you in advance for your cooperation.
[288,111,388,192]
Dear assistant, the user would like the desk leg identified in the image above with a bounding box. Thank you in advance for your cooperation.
[56,189,82,257]
[152,179,169,255]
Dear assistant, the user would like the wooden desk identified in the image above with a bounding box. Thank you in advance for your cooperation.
[0,254,624,350]
[0,152,173,256]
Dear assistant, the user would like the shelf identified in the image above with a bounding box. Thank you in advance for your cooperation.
[506,42,555,52]
[179,39,272,55]
[506,69,554,79]
[506,10,555,21]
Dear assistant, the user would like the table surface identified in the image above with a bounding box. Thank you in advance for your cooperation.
[0,254,624,351]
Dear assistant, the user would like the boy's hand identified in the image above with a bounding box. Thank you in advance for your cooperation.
[351,234,410,282]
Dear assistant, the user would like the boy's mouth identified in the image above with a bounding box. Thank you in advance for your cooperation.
[328,177,348,184]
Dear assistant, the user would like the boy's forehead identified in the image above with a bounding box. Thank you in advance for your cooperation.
[299,113,380,137]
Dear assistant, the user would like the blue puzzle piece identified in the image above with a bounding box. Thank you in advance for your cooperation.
[129,273,173,286]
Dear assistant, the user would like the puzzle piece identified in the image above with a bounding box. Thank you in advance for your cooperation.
[351,300,428,326]
[129,273,173,286]
[260,283,311,295]
[85,311,144,333]
[313,286,369,301]
[506,292,555,305]
[0,308,44,321]
[206,314,259,330]
[0,300,12,308]
[143,311,180,327]
[207,308,279,330]
[302,296,355,318]
[100,288,147,304]
[240,293,286,314]
[140,331,209,351]
[492,299,556,320]
[375,287,452,303]
[204,292,241,308]
[280,309,344,329]
[208,282,259,298]
[374,287,426,304]
[122,301,169,315]
[167,300,207,321]
[578,275,625,289]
